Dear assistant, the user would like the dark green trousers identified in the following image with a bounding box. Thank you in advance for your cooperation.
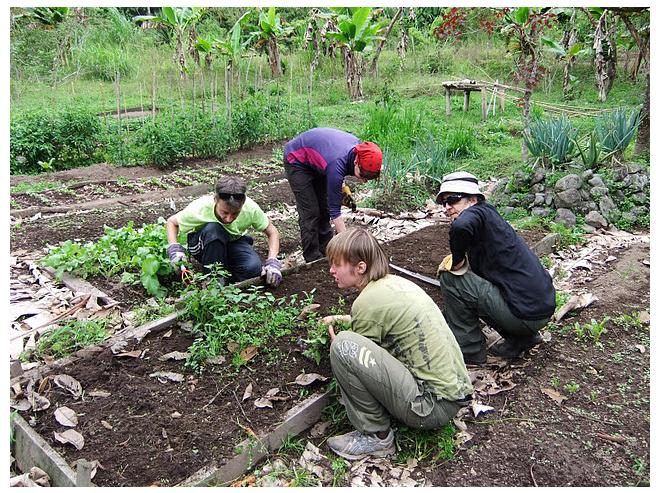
[439,270,550,360]
[330,331,464,434]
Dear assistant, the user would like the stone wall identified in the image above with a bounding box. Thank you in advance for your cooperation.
[489,163,650,232]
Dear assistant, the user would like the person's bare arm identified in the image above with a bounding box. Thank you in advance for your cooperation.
[263,220,280,259]
[166,215,181,244]
[331,215,346,234]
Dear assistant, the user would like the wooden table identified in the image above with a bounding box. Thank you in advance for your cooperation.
[442,79,505,121]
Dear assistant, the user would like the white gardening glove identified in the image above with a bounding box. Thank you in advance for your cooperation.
[167,243,187,273]
[261,257,282,287]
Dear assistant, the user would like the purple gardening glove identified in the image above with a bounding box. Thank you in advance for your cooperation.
[262,257,282,287]
[167,243,187,273]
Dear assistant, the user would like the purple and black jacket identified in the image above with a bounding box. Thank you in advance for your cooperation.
[284,128,360,219]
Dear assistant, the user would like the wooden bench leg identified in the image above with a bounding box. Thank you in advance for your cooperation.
[481,87,488,122]
[463,90,470,112]
[445,88,451,116]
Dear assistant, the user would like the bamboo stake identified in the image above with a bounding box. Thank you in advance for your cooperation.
[114,70,121,131]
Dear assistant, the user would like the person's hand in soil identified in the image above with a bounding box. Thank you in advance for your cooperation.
[320,314,352,342]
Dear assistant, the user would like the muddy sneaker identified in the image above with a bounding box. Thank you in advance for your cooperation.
[327,429,395,460]
[489,333,542,359]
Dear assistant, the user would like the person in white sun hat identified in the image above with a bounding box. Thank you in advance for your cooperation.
[436,171,556,365]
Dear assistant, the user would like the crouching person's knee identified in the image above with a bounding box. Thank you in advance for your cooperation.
[329,330,358,367]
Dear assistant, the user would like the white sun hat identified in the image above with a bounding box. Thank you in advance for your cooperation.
[436,171,484,202]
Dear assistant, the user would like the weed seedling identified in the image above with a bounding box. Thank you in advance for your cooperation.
[586,317,610,344]
[32,318,109,360]
[278,435,306,456]
[563,382,580,394]
[330,457,349,486]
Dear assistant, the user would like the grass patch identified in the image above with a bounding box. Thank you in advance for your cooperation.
[29,318,109,360]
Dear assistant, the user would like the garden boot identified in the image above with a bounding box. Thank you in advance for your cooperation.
[327,429,395,460]
[463,351,487,366]
[489,332,543,359]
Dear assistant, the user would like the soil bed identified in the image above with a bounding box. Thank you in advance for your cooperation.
[20,322,332,487]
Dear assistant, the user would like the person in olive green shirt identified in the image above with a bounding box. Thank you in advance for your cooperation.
[166,176,282,286]
[321,227,473,460]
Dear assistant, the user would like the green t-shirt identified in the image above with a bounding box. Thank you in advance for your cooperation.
[351,274,473,401]
[174,195,270,244]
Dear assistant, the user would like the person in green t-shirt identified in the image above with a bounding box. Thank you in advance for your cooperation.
[165,176,282,286]
[320,227,473,460]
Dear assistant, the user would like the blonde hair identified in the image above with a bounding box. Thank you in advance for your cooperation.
[326,227,389,285]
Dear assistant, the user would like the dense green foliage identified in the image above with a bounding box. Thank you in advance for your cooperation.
[180,273,314,371]
[10,109,102,173]
[10,7,648,223]
[41,219,173,297]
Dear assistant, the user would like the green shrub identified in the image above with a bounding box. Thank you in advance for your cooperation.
[231,95,269,148]
[181,276,313,371]
[10,109,102,174]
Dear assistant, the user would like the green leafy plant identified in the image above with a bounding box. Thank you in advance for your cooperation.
[181,271,314,371]
[33,318,109,359]
[563,381,580,394]
[330,456,350,486]
[612,312,645,332]
[10,109,102,174]
[325,7,385,100]
[585,317,610,344]
[42,219,173,297]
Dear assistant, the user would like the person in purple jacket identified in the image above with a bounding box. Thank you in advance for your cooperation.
[284,128,383,262]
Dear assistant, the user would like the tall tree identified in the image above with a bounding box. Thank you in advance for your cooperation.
[591,9,618,102]
[500,7,556,162]
[609,7,650,157]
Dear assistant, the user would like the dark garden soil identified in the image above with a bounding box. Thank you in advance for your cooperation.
[21,323,333,487]
[10,148,650,486]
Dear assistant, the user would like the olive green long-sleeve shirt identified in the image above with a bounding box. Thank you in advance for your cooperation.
[351,274,473,401]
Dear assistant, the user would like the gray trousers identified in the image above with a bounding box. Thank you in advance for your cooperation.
[439,270,550,360]
[330,331,464,434]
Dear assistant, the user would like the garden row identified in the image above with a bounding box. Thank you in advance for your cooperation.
[11,223,461,486]
[10,93,310,174]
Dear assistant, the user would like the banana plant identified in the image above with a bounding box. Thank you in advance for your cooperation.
[325,7,386,100]
[133,7,205,78]
[248,7,293,78]
[14,7,70,28]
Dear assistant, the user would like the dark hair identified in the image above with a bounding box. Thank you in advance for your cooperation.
[214,176,246,209]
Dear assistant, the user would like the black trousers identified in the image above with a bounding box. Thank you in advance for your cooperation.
[284,162,333,262]
[187,223,262,282]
